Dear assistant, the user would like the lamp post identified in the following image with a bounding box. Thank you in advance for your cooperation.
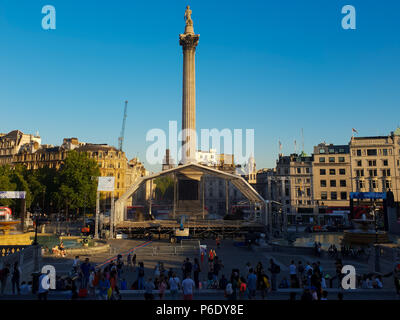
[32,213,39,246]
[372,201,381,273]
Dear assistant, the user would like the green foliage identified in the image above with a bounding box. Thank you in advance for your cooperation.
[57,151,100,212]
[0,165,16,207]
[154,176,174,200]
[0,150,100,217]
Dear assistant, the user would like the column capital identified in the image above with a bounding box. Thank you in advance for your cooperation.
[179,33,200,49]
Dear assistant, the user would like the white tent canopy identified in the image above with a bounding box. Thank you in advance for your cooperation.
[114,162,265,223]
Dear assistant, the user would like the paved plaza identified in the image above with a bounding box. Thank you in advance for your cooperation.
[0,236,399,300]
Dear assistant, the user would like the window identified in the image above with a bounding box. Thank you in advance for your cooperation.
[285,188,289,197]
[329,169,336,175]
[331,192,337,200]
[321,192,328,200]
[339,157,345,163]
[340,192,347,200]
[320,169,326,175]
[339,169,346,175]
[357,180,364,189]
[356,169,364,177]
[329,157,335,163]
[383,159,388,166]
[367,149,377,156]
[383,149,388,156]
[368,169,377,177]
[356,160,362,167]
[297,168,301,174]
[307,188,311,196]
[319,157,325,163]
[382,169,391,177]
[319,148,326,154]
[320,180,327,187]
[329,148,335,154]
[305,168,310,173]
[330,180,336,187]
[370,180,377,189]
[385,180,392,189]
[340,180,346,187]
[368,160,376,167]
[357,150,362,156]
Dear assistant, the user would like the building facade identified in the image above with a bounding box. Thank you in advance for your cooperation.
[0,130,41,166]
[349,130,400,202]
[312,143,352,213]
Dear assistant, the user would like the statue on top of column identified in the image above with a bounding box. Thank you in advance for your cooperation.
[184,6,193,26]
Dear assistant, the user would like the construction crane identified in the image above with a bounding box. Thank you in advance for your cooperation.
[118,100,128,151]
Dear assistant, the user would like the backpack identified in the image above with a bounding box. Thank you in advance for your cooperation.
[263,276,270,289]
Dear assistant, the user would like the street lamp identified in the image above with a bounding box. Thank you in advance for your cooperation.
[32,213,40,246]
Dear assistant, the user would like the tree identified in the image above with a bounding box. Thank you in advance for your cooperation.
[154,176,174,201]
[0,165,16,207]
[58,150,100,216]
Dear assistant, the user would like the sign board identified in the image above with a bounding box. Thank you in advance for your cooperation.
[350,192,386,200]
[175,228,189,237]
[97,177,115,192]
[0,191,26,199]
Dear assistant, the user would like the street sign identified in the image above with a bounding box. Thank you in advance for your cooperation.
[0,191,26,199]
[97,177,115,192]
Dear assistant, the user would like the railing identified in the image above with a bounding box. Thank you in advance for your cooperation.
[0,245,41,282]
[0,245,29,257]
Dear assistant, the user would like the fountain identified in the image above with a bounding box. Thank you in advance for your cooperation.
[0,207,31,245]
[343,214,389,245]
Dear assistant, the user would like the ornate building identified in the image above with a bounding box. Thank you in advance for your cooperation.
[0,130,41,166]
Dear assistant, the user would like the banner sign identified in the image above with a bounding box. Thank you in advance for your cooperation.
[350,192,386,200]
[97,177,115,192]
[0,191,26,199]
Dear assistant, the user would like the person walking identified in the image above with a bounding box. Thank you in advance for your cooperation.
[127,253,132,270]
[80,258,91,289]
[247,269,257,299]
[137,262,145,290]
[132,254,137,271]
[38,270,50,300]
[182,273,195,300]
[98,273,110,300]
[0,264,10,295]
[169,272,180,299]
[184,258,192,278]
[144,277,155,300]
[289,260,297,288]
[11,262,21,295]
[259,271,271,299]
[268,259,280,291]
[193,258,201,289]
[158,275,167,300]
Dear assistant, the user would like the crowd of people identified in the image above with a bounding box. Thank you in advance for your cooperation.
[1,238,399,300]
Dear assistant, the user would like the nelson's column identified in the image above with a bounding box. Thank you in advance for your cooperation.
[180,6,199,164]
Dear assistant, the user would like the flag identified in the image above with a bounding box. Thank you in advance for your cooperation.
[352,128,358,134]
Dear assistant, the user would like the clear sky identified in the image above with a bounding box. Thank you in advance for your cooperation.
[1,0,399,172]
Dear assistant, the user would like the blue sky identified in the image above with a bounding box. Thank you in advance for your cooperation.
[1,0,399,171]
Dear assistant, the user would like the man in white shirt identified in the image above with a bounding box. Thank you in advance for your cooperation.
[72,256,80,273]
[181,274,195,300]
[168,273,180,299]
[38,271,50,300]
